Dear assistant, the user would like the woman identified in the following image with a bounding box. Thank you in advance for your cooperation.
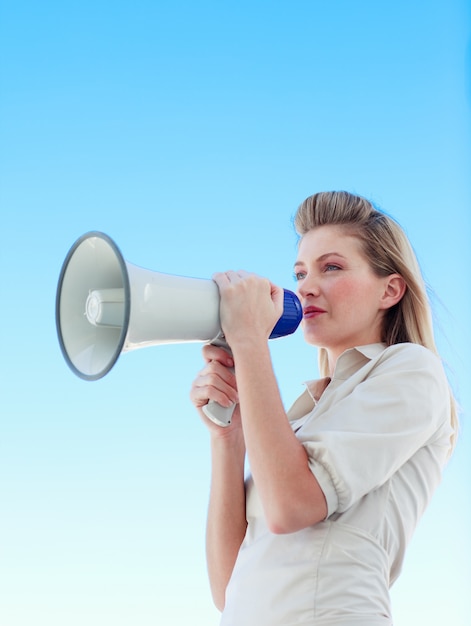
[190,191,457,625]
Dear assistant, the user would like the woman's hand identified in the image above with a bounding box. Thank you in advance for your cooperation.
[212,270,284,349]
[190,344,241,435]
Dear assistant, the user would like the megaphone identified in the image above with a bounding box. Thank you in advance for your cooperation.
[56,231,302,426]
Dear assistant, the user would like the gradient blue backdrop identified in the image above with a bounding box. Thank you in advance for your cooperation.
[1,1,470,624]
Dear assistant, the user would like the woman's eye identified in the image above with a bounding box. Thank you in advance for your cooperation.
[324,264,341,272]
[294,272,306,281]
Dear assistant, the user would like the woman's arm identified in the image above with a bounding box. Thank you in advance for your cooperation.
[190,345,247,610]
[214,271,327,534]
[206,423,247,610]
[232,338,327,533]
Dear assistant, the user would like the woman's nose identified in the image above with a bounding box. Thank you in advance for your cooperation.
[297,275,320,298]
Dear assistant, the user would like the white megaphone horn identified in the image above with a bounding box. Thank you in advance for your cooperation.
[56,231,302,427]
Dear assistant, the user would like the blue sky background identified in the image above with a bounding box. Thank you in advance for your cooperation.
[1,1,470,624]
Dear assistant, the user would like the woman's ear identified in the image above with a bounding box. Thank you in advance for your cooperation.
[380,274,407,310]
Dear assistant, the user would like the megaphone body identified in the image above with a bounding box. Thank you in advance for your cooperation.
[56,232,302,425]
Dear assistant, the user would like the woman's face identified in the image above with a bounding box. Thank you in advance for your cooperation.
[294,225,392,365]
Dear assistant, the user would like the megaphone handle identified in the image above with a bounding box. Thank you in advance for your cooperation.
[201,336,236,428]
[202,399,236,427]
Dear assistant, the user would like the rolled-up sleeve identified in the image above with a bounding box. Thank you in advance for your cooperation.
[295,344,452,516]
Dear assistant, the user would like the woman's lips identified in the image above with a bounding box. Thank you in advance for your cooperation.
[303,306,326,319]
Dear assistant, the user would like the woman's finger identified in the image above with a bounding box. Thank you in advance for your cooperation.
[202,343,234,367]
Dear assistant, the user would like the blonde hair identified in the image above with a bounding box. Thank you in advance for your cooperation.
[294,191,458,449]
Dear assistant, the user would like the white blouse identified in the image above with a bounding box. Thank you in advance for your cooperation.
[220,343,453,626]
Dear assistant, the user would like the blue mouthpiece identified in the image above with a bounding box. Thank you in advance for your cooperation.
[269,289,303,339]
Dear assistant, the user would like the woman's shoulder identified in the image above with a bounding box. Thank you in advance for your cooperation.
[375,342,447,385]
[379,341,438,362]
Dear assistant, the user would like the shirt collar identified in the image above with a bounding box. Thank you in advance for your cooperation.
[288,343,388,423]
[332,343,387,380]
[352,342,387,360]
[304,342,387,400]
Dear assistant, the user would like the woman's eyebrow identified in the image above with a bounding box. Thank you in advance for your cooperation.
[294,252,346,268]
[316,252,347,262]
